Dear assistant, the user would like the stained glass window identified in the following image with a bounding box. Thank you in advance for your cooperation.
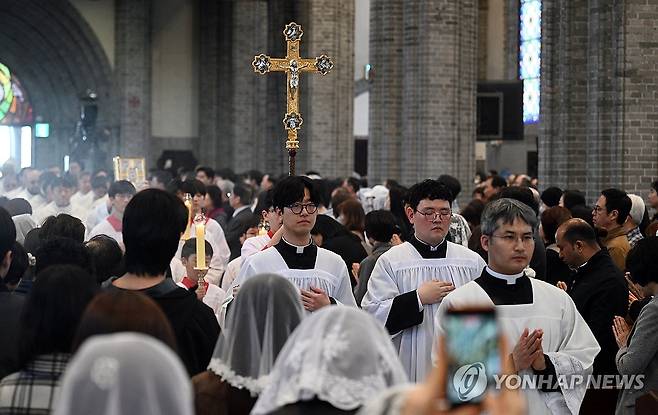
[0,63,33,126]
[519,0,541,124]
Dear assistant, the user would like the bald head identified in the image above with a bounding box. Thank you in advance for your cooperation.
[557,218,598,247]
[555,218,600,268]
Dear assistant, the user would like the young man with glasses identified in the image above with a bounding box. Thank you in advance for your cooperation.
[437,199,600,414]
[362,179,485,382]
[231,176,357,310]
[591,188,632,271]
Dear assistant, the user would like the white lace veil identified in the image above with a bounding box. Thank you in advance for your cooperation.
[251,307,409,414]
[53,332,193,415]
[207,273,304,396]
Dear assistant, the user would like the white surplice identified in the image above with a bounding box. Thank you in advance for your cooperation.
[435,278,601,415]
[170,218,230,286]
[232,246,357,307]
[361,241,486,382]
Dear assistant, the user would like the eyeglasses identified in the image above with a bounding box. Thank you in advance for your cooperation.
[286,203,318,215]
[592,205,606,214]
[415,209,452,221]
[490,233,535,245]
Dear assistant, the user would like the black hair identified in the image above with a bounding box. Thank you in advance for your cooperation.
[205,185,224,209]
[52,174,76,189]
[311,215,347,241]
[560,220,598,246]
[489,175,507,189]
[85,235,125,284]
[169,178,206,197]
[35,237,93,275]
[240,213,262,235]
[540,187,563,208]
[215,168,237,183]
[123,189,188,276]
[651,180,658,193]
[626,236,658,286]
[570,204,594,228]
[365,210,398,243]
[406,179,454,210]
[245,169,264,185]
[0,207,16,259]
[195,166,215,180]
[148,169,173,186]
[40,214,85,243]
[108,180,137,198]
[181,238,214,260]
[4,198,32,216]
[562,189,586,210]
[4,241,28,286]
[498,186,539,216]
[601,188,632,226]
[254,188,274,214]
[232,183,254,206]
[272,176,321,211]
[18,265,97,367]
[91,174,109,190]
[345,177,361,193]
[312,179,331,208]
[437,175,462,199]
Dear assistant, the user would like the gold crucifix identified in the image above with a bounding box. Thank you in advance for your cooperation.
[252,22,333,176]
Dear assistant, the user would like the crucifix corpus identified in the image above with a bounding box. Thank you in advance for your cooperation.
[252,22,333,176]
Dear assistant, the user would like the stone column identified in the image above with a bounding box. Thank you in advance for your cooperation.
[230,0,269,171]
[297,0,355,177]
[539,0,656,200]
[115,0,151,159]
[368,0,404,184]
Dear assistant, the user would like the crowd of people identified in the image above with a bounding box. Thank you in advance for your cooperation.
[0,159,656,415]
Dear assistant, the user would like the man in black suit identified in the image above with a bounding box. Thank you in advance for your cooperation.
[226,183,254,260]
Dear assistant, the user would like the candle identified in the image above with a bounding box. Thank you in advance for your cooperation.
[195,220,206,269]
[183,194,192,239]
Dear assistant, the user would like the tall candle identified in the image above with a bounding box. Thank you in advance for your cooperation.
[196,221,206,269]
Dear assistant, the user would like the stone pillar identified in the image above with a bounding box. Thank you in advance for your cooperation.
[297,0,355,177]
[539,0,656,200]
[230,0,269,171]
[198,0,222,167]
[368,0,404,184]
[369,0,477,200]
[115,0,151,159]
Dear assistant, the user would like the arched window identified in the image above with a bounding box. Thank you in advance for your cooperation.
[519,0,541,124]
[0,63,33,167]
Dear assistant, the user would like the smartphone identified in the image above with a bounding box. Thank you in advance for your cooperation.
[444,307,500,406]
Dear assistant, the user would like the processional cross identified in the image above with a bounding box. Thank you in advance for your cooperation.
[252,22,333,175]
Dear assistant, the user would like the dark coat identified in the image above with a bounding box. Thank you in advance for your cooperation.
[269,399,358,415]
[543,246,574,286]
[0,283,24,379]
[108,280,220,376]
[322,232,368,287]
[567,249,628,376]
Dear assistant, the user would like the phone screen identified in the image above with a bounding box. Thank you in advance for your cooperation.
[444,308,500,406]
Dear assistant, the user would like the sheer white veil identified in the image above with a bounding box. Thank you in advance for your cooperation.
[251,307,409,415]
[54,332,193,415]
[208,273,304,396]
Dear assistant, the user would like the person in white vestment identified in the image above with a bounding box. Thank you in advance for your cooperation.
[219,214,260,292]
[87,180,136,250]
[361,179,485,382]
[11,168,46,210]
[232,176,357,310]
[240,189,283,258]
[169,179,230,286]
[70,172,94,213]
[436,198,600,415]
[34,176,87,224]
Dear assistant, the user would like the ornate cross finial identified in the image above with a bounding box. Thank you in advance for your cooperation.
[252,22,334,175]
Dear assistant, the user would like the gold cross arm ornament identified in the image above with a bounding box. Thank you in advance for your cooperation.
[252,22,333,175]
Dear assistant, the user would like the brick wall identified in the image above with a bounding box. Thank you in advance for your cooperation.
[540,0,657,202]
